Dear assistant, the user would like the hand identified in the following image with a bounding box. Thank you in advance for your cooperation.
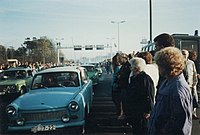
[144,113,150,119]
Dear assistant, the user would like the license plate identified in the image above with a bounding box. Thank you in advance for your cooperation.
[31,124,56,133]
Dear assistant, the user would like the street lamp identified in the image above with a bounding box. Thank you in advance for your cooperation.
[21,44,26,64]
[106,38,115,60]
[111,20,125,52]
[55,38,64,64]
[149,0,152,43]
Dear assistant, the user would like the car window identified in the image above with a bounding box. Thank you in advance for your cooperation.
[1,70,27,80]
[27,70,33,77]
[16,70,27,79]
[82,66,95,72]
[31,72,80,89]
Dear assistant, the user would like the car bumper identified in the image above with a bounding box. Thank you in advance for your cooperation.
[7,120,84,132]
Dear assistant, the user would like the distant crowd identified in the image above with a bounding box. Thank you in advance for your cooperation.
[0,62,54,72]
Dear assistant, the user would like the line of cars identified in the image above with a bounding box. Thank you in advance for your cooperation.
[0,64,102,134]
[81,64,101,86]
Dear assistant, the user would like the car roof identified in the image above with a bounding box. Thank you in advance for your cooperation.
[81,64,95,67]
[36,66,85,74]
[5,67,32,71]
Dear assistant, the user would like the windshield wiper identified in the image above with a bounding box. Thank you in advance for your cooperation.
[58,84,66,88]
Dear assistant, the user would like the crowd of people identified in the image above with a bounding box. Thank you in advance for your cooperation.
[111,33,199,135]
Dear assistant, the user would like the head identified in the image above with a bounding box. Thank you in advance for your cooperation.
[128,53,134,60]
[154,33,175,51]
[182,49,189,60]
[188,50,197,61]
[112,53,122,69]
[136,52,153,64]
[129,57,146,76]
[69,72,77,80]
[45,75,56,86]
[119,53,128,64]
[154,47,185,78]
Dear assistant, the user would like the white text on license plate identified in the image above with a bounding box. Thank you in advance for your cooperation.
[31,124,56,133]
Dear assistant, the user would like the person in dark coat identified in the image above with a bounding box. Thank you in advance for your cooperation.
[111,53,123,118]
[126,57,155,134]
[118,53,131,119]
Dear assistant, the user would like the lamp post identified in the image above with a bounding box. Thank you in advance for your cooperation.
[111,20,125,52]
[21,44,26,64]
[106,37,115,60]
[149,0,152,43]
[55,38,64,64]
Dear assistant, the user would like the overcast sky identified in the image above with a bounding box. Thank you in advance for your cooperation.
[0,0,200,60]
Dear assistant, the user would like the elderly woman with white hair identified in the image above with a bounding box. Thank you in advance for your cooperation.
[126,57,155,134]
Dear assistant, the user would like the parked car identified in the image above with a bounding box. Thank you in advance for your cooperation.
[81,64,100,85]
[0,67,34,101]
[5,66,93,134]
[89,63,103,77]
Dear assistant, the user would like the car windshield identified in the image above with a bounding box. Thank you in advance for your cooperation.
[89,63,100,68]
[31,71,80,89]
[0,70,27,80]
[82,66,95,72]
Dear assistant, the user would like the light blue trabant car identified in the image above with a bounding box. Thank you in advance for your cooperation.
[5,66,93,134]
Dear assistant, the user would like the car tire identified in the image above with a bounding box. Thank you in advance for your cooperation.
[0,103,8,134]
[75,125,85,134]
[66,125,85,134]
[70,107,88,134]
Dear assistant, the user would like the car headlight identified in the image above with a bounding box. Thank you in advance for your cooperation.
[68,101,79,112]
[61,115,70,122]
[7,106,16,115]
[16,118,25,126]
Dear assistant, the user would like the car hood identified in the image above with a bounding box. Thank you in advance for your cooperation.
[12,87,81,110]
[0,79,25,85]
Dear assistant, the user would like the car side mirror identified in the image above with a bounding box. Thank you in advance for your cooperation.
[83,80,88,84]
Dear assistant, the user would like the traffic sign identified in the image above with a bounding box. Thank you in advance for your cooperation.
[85,45,94,50]
[96,45,104,50]
[74,45,82,50]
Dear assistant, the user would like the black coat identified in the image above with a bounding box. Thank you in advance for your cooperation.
[126,71,155,117]
[118,61,131,89]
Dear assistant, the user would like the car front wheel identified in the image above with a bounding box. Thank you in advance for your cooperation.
[0,103,8,134]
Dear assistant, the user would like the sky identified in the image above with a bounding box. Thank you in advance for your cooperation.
[0,0,200,60]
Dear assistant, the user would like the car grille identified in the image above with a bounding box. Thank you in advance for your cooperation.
[0,85,8,92]
[21,110,68,122]
[0,85,17,93]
